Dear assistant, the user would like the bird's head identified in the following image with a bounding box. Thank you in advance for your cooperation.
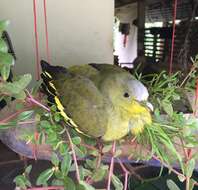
[101,72,152,136]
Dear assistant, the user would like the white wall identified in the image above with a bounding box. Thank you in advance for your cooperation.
[114,3,137,64]
[0,0,114,80]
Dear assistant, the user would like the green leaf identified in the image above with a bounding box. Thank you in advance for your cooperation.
[0,121,17,129]
[61,152,72,176]
[14,175,31,189]
[77,181,95,190]
[64,177,76,190]
[31,80,42,95]
[54,112,61,122]
[177,175,185,182]
[0,39,8,53]
[86,159,96,169]
[74,145,85,158]
[0,20,9,34]
[69,163,76,172]
[15,102,24,110]
[40,120,51,128]
[161,100,173,116]
[51,179,64,186]
[186,158,195,178]
[14,91,26,100]
[92,167,107,182]
[79,167,92,180]
[17,110,34,121]
[115,149,122,157]
[112,174,123,190]
[189,178,196,190]
[166,179,180,190]
[102,144,112,153]
[0,52,14,67]
[38,132,46,144]
[51,153,60,167]
[0,74,31,94]
[89,149,99,156]
[14,175,26,189]
[36,168,54,186]
[72,136,81,145]
[24,165,32,175]
[79,145,87,155]
[50,105,57,112]
[54,170,63,179]
[59,143,69,155]
[47,131,58,144]
[79,166,85,180]
[1,64,10,81]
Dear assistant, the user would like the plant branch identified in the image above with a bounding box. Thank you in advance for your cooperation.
[180,64,197,87]
[0,108,30,124]
[26,90,50,112]
[107,141,116,190]
[124,163,144,182]
[80,143,98,151]
[64,125,80,183]
[118,158,129,190]
[152,155,184,177]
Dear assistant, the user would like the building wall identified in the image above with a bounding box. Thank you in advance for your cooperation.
[0,0,114,80]
[115,3,137,65]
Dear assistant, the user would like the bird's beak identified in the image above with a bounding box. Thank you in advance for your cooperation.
[146,102,153,112]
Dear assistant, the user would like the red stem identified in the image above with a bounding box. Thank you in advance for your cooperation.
[26,91,50,112]
[152,155,185,177]
[65,127,80,183]
[169,0,178,74]
[107,141,116,190]
[118,159,129,190]
[33,0,41,80]
[80,143,98,151]
[0,108,30,124]
[43,0,50,63]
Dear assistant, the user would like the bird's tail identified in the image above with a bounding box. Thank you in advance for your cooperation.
[41,60,68,80]
[40,60,63,104]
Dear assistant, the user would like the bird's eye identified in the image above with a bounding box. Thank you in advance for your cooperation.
[123,92,130,98]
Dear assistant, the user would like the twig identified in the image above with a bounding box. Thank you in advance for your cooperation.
[80,143,98,151]
[179,64,197,87]
[0,108,30,124]
[125,163,144,182]
[107,141,116,190]
[26,90,50,112]
[133,164,149,171]
[18,120,37,125]
[186,176,190,190]
[179,136,188,162]
[64,125,80,183]
[118,159,129,190]
[152,155,184,178]
[0,159,23,166]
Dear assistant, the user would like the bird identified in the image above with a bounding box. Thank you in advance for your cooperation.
[40,60,152,142]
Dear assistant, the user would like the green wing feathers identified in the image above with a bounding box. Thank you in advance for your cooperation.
[40,60,108,138]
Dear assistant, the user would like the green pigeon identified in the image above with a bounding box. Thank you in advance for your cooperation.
[41,60,152,141]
